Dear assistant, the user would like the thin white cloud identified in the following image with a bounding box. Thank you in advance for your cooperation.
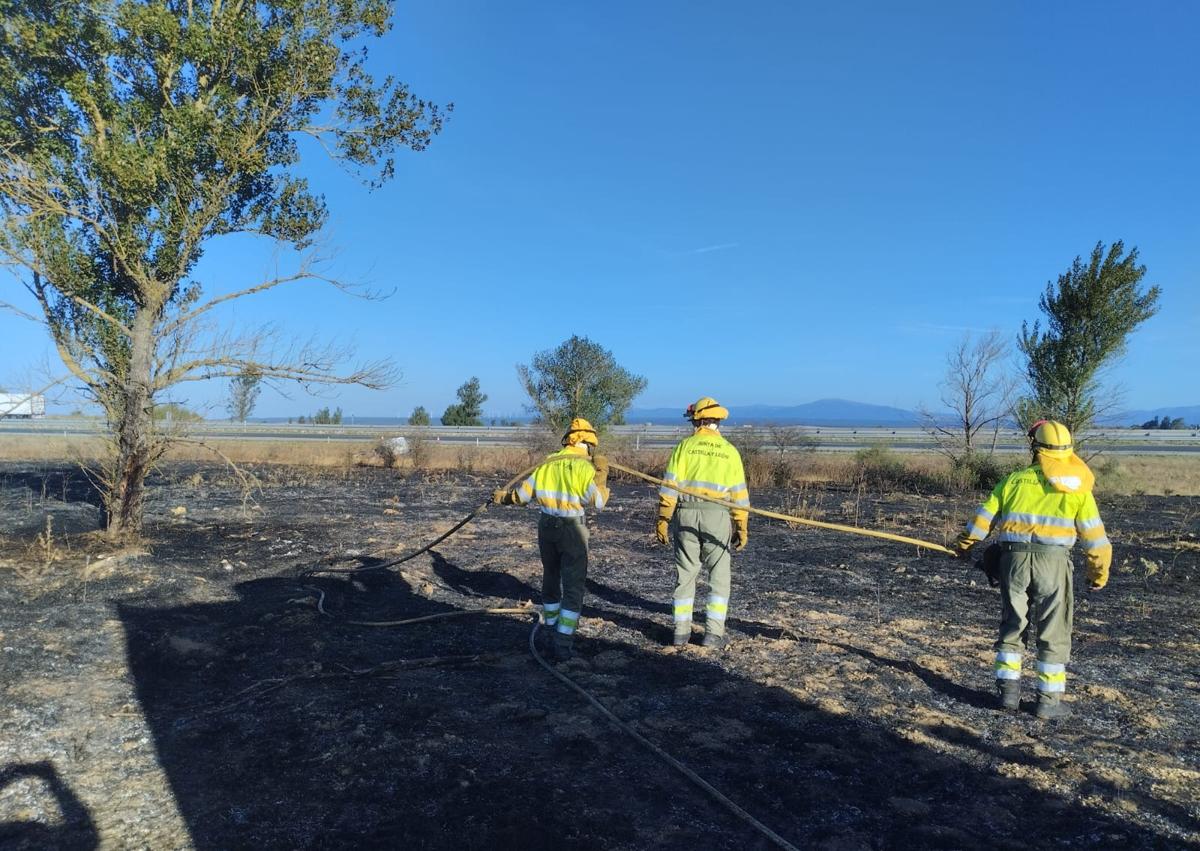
[684,242,740,255]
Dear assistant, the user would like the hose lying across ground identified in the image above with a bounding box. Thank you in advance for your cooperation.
[300,463,540,580]
[298,458,953,850]
[606,458,957,556]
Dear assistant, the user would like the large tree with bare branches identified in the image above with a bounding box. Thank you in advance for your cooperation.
[0,0,447,538]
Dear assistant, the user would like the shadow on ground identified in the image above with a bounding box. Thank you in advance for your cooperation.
[0,761,98,851]
[119,561,1176,850]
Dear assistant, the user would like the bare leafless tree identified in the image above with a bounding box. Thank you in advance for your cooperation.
[920,331,1019,461]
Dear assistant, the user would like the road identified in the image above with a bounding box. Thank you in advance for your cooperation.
[3,419,1199,454]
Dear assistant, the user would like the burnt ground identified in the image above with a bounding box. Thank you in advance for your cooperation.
[0,462,1198,850]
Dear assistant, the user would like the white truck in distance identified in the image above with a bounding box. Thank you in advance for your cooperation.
[0,393,46,419]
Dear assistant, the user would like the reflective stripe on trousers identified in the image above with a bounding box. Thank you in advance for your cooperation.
[673,598,694,630]
[556,608,580,636]
[995,650,1021,681]
[1036,660,1066,693]
[706,594,728,624]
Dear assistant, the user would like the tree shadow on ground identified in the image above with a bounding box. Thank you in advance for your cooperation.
[0,465,105,534]
[0,467,104,509]
[119,564,1184,850]
[0,761,99,851]
[430,550,538,601]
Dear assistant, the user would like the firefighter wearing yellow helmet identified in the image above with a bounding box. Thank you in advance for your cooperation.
[952,420,1112,720]
[493,417,609,661]
[656,397,750,649]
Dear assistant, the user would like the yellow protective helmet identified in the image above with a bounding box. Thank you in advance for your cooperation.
[561,417,598,447]
[684,396,729,422]
[1028,419,1073,457]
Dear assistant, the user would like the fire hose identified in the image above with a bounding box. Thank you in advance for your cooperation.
[605,459,957,555]
[300,457,956,850]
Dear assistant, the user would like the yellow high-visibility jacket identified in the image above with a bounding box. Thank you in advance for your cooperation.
[956,464,1112,577]
[514,446,608,518]
[659,428,749,523]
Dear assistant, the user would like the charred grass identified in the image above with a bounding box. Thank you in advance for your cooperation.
[0,461,1198,849]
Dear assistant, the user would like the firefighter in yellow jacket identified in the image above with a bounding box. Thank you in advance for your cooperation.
[493,418,609,661]
[953,420,1112,720]
[656,397,750,649]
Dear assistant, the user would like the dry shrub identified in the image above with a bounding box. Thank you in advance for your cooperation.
[22,515,64,577]
[456,446,479,473]
[1094,456,1127,494]
[373,439,398,469]
[946,452,1025,492]
[847,445,945,494]
[406,429,433,470]
[519,426,558,467]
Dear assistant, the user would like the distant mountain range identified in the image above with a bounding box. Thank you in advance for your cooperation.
[625,398,923,426]
[627,398,1200,427]
[1096,406,1200,427]
[249,400,1200,428]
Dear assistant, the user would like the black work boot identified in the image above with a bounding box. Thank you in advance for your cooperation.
[701,632,727,650]
[1035,697,1072,721]
[672,631,690,647]
[551,632,574,662]
[997,681,1021,711]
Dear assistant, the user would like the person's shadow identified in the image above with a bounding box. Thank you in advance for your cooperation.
[0,761,99,850]
[117,562,1188,850]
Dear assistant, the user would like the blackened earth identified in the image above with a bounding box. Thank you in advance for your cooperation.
[1,462,1198,850]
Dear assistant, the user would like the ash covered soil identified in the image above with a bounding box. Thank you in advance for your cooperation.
[1,462,1198,850]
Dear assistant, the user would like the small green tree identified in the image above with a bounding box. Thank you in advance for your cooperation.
[441,377,486,426]
[517,335,647,433]
[408,405,431,426]
[1017,241,1161,435]
[308,406,342,425]
[226,370,262,423]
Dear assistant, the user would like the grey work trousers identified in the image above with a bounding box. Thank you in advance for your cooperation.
[672,501,733,638]
[994,542,1073,698]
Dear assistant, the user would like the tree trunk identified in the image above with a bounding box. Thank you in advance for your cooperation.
[105,309,156,541]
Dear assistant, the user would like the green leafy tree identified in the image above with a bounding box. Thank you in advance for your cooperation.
[0,1,447,539]
[1140,415,1188,430]
[441,377,486,426]
[226,370,262,423]
[517,336,647,433]
[408,405,431,426]
[309,406,342,425]
[151,402,203,423]
[1017,241,1161,435]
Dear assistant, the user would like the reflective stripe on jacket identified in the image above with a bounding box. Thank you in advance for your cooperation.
[515,446,607,518]
[958,464,1111,564]
[658,429,749,523]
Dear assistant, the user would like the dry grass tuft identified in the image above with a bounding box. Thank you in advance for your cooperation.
[1,435,1197,495]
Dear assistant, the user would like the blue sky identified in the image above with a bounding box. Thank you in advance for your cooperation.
[3,1,1198,419]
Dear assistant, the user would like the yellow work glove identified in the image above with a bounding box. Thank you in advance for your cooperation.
[655,515,670,545]
[732,516,748,551]
[1086,551,1111,591]
[492,489,514,506]
[951,534,975,560]
[591,453,609,491]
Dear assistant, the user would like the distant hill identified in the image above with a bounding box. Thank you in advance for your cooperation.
[1098,405,1200,428]
[626,398,922,427]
